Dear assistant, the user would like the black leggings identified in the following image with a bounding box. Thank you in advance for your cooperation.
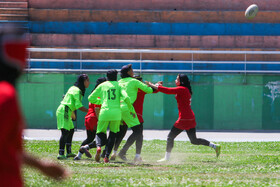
[113,124,128,151]
[81,130,96,146]
[59,128,74,155]
[120,123,143,155]
[166,126,210,152]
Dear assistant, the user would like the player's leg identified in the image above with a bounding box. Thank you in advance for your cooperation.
[65,128,76,157]
[118,124,141,161]
[103,120,120,162]
[94,121,109,162]
[57,128,69,159]
[110,122,128,160]
[74,129,95,160]
[186,128,221,158]
[158,126,182,162]
[134,123,143,163]
[118,107,140,161]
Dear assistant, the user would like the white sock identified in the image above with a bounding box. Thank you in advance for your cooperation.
[209,142,216,149]
[165,152,171,160]
[135,154,141,158]
[77,151,83,158]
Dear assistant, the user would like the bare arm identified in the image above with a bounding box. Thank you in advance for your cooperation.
[79,106,88,113]
[95,107,100,119]
[22,151,69,180]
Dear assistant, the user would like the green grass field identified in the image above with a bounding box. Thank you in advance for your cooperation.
[23,140,280,186]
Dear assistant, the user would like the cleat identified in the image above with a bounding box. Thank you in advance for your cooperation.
[104,157,109,163]
[74,156,81,160]
[157,158,169,163]
[215,144,221,158]
[134,156,142,164]
[95,147,101,162]
[57,154,67,160]
[110,153,117,160]
[66,153,76,158]
[80,146,92,158]
[118,151,127,161]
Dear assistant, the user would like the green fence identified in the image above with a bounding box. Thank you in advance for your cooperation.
[18,73,280,130]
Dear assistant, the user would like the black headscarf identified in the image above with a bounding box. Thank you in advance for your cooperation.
[120,64,132,78]
[179,74,192,95]
[107,69,118,81]
[0,24,26,86]
[74,74,89,96]
[92,77,107,92]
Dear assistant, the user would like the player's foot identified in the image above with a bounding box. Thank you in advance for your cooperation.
[134,156,142,164]
[104,156,109,163]
[74,156,81,160]
[215,144,221,158]
[118,151,127,161]
[57,154,67,160]
[110,152,117,160]
[95,147,101,162]
[66,153,76,158]
[157,157,169,162]
[80,146,92,158]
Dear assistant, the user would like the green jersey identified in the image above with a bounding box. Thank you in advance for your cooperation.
[88,81,132,121]
[56,86,83,130]
[118,77,153,104]
[61,86,83,111]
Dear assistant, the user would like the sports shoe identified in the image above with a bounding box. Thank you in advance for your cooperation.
[110,152,117,160]
[57,154,67,160]
[215,144,221,158]
[74,156,81,160]
[66,153,76,158]
[157,157,169,163]
[95,147,101,162]
[118,151,127,161]
[134,156,142,164]
[80,146,92,158]
[104,156,109,163]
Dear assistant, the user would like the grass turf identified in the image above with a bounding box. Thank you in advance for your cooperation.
[23,140,280,186]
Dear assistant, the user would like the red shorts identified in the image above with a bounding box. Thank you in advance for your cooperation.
[84,116,98,131]
[174,118,196,130]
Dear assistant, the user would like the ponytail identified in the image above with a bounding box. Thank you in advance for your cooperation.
[178,74,192,95]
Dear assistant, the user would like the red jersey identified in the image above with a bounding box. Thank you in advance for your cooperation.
[133,90,146,123]
[158,86,195,119]
[84,103,101,130]
[0,81,24,187]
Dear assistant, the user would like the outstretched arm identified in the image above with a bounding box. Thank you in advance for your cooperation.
[23,151,69,180]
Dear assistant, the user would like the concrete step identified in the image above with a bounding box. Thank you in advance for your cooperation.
[1,0,27,2]
[29,9,280,23]
[0,8,28,14]
[28,0,280,11]
[29,47,280,62]
[30,34,280,49]
[0,14,28,21]
[0,2,28,8]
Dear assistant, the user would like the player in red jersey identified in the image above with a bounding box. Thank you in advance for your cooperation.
[0,24,67,187]
[147,74,221,162]
[74,77,107,160]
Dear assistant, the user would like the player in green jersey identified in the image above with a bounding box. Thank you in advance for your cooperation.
[82,70,133,163]
[56,74,89,159]
[117,64,154,163]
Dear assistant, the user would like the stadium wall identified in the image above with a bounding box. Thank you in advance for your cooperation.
[18,73,280,130]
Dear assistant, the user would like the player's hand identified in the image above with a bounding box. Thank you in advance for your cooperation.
[40,161,70,180]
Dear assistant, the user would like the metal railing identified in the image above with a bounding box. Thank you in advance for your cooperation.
[27,48,280,74]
